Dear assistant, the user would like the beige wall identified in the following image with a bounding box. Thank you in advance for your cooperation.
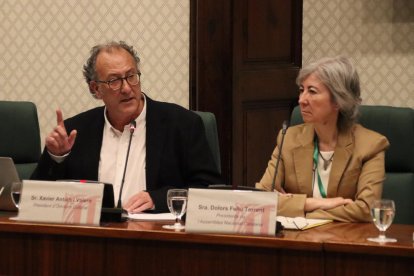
[303,0,414,107]
[0,0,190,144]
[1,0,413,145]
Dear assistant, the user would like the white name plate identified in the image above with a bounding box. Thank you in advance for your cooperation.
[16,180,104,226]
[185,188,277,236]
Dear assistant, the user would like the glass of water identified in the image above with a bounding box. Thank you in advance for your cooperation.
[367,199,397,243]
[162,189,188,230]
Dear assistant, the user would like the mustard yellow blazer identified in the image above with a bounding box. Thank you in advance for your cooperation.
[256,123,389,222]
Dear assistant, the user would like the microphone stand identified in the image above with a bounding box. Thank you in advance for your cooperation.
[270,120,289,236]
[270,120,289,192]
[101,121,136,222]
[117,121,136,208]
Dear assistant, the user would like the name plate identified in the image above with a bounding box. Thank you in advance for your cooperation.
[185,188,277,236]
[16,180,104,225]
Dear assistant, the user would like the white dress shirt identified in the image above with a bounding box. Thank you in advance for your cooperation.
[98,99,147,205]
[312,150,333,198]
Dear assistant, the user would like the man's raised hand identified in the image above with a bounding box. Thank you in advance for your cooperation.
[45,109,77,156]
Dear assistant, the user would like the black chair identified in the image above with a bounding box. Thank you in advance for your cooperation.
[194,111,264,191]
[193,111,221,173]
[290,105,414,224]
[0,101,41,179]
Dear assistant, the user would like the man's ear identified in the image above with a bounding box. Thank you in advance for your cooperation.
[90,81,102,99]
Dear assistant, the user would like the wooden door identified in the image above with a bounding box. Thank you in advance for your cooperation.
[191,0,302,187]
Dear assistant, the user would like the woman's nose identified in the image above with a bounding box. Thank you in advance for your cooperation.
[298,91,307,104]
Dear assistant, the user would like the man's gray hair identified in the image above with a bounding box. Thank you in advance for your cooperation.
[83,41,140,98]
[296,56,362,132]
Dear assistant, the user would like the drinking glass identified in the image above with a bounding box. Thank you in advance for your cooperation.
[162,189,188,230]
[367,199,397,243]
[11,181,23,209]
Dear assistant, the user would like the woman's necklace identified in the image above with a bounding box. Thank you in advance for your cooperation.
[319,151,334,170]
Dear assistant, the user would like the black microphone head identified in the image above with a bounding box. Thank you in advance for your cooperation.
[282,120,289,134]
[129,120,136,133]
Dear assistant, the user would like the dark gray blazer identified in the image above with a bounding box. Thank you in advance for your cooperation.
[32,96,222,212]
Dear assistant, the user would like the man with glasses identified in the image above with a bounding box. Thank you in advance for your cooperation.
[32,41,221,213]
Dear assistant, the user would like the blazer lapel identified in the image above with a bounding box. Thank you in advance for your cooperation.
[145,96,167,190]
[292,125,315,196]
[327,130,354,197]
[68,107,105,180]
[85,111,105,180]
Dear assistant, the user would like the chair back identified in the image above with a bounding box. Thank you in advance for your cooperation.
[0,101,41,179]
[290,105,414,224]
[193,111,221,173]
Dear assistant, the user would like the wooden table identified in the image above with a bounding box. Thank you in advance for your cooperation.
[0,212,413,275]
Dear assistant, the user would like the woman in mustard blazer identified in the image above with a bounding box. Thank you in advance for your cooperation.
[257,57,389,222]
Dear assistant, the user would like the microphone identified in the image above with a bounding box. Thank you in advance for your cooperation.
[101,120,136,222]
[270,120,289,192]
[117,120,136,208]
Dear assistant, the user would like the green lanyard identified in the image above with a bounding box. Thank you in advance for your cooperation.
[313,139,327,198]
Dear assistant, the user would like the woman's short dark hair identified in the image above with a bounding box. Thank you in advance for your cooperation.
[83,41,140,98]
[296,56,362,132]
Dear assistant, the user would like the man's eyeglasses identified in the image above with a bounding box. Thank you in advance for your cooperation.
[95,72,141,91]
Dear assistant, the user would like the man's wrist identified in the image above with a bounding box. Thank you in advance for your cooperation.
[48,151,70,163]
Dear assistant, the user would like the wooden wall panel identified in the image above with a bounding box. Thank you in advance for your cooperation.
[191,0,302,187]
[190,0,233,184]
[245,0,294,63]
[242,101,292,186]
[232,0,302,187]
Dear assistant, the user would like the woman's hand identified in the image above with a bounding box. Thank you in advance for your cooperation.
[305,197,353,212]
